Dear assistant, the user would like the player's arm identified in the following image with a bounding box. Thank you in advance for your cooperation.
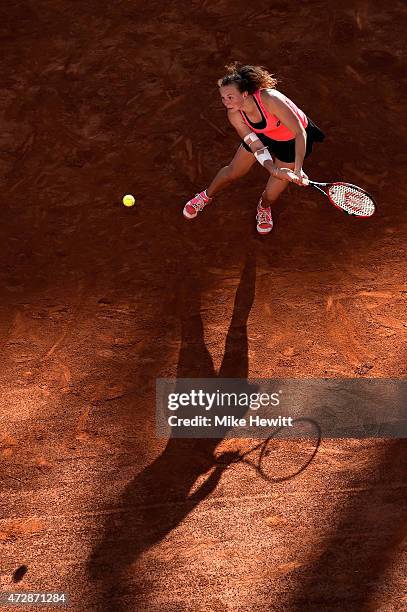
[261,90,308,184]
[227,110,281,178]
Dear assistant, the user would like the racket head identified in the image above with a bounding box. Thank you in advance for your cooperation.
[316,182,377,217]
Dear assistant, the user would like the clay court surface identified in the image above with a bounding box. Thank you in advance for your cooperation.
[0,1,406,610]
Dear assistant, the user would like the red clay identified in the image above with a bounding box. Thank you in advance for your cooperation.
[0,1,406,611]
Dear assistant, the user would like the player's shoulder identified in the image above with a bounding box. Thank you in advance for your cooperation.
[260,88,284,103]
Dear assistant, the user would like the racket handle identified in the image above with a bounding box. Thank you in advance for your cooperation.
[286,170,310,186]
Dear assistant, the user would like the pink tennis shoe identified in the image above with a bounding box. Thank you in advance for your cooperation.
[183,191,273,235]
[256,198,273,234]
[183,190,211,219]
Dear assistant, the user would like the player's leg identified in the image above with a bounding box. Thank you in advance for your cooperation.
[206,145,256,197]
[256,159,295,234]
[183,145,256,219]
[262,158,295,205]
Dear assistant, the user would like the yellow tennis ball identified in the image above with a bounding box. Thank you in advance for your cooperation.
[122,194,135,207]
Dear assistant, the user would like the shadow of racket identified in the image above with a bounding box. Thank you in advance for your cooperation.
[214,418,321,484]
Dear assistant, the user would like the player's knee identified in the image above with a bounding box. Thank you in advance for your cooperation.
[224,164,242,182]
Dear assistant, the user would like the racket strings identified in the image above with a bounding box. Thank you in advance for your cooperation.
[328,184,375,216]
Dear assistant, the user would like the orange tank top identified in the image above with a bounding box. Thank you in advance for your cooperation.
[240,89,308,142]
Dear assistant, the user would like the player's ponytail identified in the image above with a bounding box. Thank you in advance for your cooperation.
[218,62,278,93]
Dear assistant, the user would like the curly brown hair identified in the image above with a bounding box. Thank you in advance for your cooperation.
[218,62,278,94]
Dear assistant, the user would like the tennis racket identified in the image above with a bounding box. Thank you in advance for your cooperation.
[288,172,377,217]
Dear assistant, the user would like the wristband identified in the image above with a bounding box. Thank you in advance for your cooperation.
[254,146,273,167]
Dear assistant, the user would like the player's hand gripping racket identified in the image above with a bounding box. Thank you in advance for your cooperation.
[287,172,377,218]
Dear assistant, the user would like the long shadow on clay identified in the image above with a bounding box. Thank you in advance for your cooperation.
[87,250,257,611]
[288,439,406,612]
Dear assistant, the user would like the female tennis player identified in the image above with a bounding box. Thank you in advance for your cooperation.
[183,62,325,234]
